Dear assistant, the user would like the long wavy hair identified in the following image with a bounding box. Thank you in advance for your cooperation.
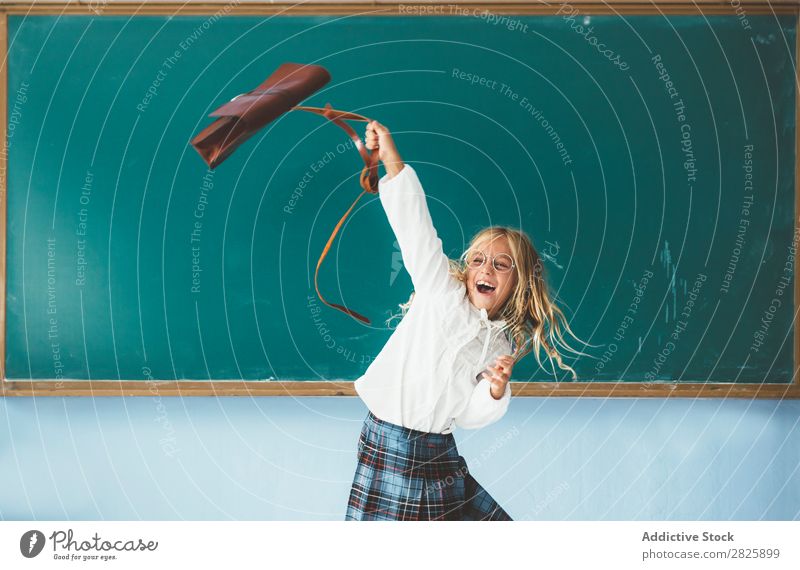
[386,226,591,380]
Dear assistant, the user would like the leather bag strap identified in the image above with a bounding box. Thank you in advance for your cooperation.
[292,103,380,194]
[290,103,380,325]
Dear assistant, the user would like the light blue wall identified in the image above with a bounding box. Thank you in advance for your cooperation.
[1,395,798,520]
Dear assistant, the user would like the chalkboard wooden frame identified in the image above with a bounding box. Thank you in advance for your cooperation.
[1,1,799,398]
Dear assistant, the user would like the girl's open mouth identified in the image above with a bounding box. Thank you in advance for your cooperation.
[476,280,496,296]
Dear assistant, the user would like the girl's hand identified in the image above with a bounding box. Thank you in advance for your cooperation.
[485,355,514,400]
[365,120,404,178]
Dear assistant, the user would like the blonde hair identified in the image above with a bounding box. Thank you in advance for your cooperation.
[385,226,591,380]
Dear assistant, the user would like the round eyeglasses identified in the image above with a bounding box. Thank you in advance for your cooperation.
[465,251,516,273]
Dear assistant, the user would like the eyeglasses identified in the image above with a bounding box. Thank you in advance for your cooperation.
[465,251,516,273]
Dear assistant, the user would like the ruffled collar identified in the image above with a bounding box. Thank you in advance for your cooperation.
[475,305,508,330]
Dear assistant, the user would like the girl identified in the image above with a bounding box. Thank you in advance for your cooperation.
[345,120,584,521]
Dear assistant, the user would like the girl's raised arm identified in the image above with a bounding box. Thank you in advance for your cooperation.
[367,121,460,298]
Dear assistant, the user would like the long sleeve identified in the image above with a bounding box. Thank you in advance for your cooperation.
[453,378,512,430]
[379,164,460,299]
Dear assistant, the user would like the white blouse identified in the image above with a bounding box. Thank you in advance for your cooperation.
[353,164,513,434]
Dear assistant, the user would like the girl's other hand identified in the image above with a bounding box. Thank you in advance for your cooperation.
[365,120,404,178]
[485,354,514,400]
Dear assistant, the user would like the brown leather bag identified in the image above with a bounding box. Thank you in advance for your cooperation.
[191,62,380,325]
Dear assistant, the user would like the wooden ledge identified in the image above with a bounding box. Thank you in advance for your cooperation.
[2,380,799,398]
[0,2,797,16]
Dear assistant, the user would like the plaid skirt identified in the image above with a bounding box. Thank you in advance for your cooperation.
[345,411,512,521]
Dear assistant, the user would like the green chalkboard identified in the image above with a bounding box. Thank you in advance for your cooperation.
[4,13,796,382]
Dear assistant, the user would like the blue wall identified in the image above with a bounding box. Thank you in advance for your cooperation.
[1,395,798,520]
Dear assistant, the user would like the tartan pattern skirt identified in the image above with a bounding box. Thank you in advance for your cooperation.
[345,411,513,521]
